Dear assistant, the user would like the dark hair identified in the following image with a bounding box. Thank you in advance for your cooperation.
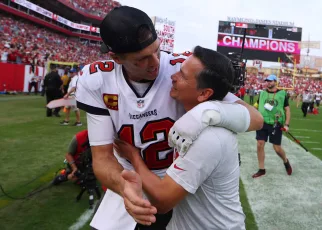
[193,46,234,100]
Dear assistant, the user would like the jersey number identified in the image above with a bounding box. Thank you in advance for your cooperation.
[89,61,114,74]
[118,118,175,170]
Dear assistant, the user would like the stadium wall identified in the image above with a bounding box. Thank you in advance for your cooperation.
[0,63,45,92]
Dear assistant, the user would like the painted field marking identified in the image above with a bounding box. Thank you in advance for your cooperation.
[238,131,322,230]
[68,202,96,230]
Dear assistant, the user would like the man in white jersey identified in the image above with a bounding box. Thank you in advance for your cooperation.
[115,47,247,229]
[75,6,263,230]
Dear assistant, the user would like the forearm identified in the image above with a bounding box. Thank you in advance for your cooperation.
[236,99,263,131]
[66,87,76,97]
[65,153,77,171]
[223,92,263,131]
[131,155,165,206]
[92,146,124,196]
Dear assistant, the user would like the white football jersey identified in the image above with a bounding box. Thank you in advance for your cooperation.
[68,75,78,95]
[76,51,191,177]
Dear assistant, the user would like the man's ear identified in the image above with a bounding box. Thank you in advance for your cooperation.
[109,52,124,65]
[197,88,214,103]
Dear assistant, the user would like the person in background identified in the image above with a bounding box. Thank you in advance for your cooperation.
[315,90,321,108]
[301,89,313,117]
[61,69,70,94]
[253,74,292,178]
[44,65,63,117]
[60,68,82,126]
[249,86,255,105]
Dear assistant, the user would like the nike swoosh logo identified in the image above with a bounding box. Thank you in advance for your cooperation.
[174,164,185,171]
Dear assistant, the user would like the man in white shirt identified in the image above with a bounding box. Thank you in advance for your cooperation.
[115,47,254,230]
[302,90,313,117]
[60,68,82,126]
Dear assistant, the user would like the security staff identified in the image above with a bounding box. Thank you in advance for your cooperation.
[44,65,63,117]
[253,75,292,178]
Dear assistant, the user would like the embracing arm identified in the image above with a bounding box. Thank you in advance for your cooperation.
[131,155,187,214]
[224,92,263,131]
[236,99,263,131]
[92,144,124,196]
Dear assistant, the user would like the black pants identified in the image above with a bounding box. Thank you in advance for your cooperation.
[28,82,38,94]
[91,210,172,230]
[134,210,172,230]
[309,102,314,112]
[301,102,309,117]
[46,89,61,116]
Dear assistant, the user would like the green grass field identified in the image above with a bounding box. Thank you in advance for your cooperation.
[0,95,321,230]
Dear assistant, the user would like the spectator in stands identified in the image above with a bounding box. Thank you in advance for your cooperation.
[1,44,10,62]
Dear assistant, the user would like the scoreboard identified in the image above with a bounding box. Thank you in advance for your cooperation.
[217,21,303,63]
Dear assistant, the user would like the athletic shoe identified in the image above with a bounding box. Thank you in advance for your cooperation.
[60,120,69,125]
[284,159,292,175]
[74,122,83,127]
[252,169,266,178]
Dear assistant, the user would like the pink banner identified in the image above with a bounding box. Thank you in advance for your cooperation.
[217,33,301,54]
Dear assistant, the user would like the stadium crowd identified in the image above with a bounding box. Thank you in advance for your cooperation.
[245,74,322,95]
[60,0,121,17]
[0,13,107,66]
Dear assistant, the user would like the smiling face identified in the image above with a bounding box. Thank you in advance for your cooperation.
[170,55,208,110]
[111,39,161,82]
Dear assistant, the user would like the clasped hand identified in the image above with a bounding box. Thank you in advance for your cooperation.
[114,139,157,225]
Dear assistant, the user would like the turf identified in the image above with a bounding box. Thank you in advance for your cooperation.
[0,94,320,230]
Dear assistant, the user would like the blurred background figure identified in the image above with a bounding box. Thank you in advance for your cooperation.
[60,67,82,126]
[44,65,63,117]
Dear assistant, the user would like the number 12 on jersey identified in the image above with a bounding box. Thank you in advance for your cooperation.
[118,118,175,170]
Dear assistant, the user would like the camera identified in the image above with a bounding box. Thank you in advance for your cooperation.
[52,147,101,209]
[227,52,247,93]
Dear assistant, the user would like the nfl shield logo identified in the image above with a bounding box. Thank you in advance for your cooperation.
[137,99,144,108]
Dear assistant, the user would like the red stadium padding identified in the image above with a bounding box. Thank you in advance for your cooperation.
[0,63,45,92]
[0,62,25,91]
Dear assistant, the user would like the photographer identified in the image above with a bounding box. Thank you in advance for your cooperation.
[65,130,90,181]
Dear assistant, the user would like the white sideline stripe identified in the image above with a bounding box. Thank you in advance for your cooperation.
[311,148,322,151]
[68,203,96,230]
[301,141,320,144]
[293,118,322,122]
[238,132,322,230]
[294,136,310,138]
[292,129,322,133]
